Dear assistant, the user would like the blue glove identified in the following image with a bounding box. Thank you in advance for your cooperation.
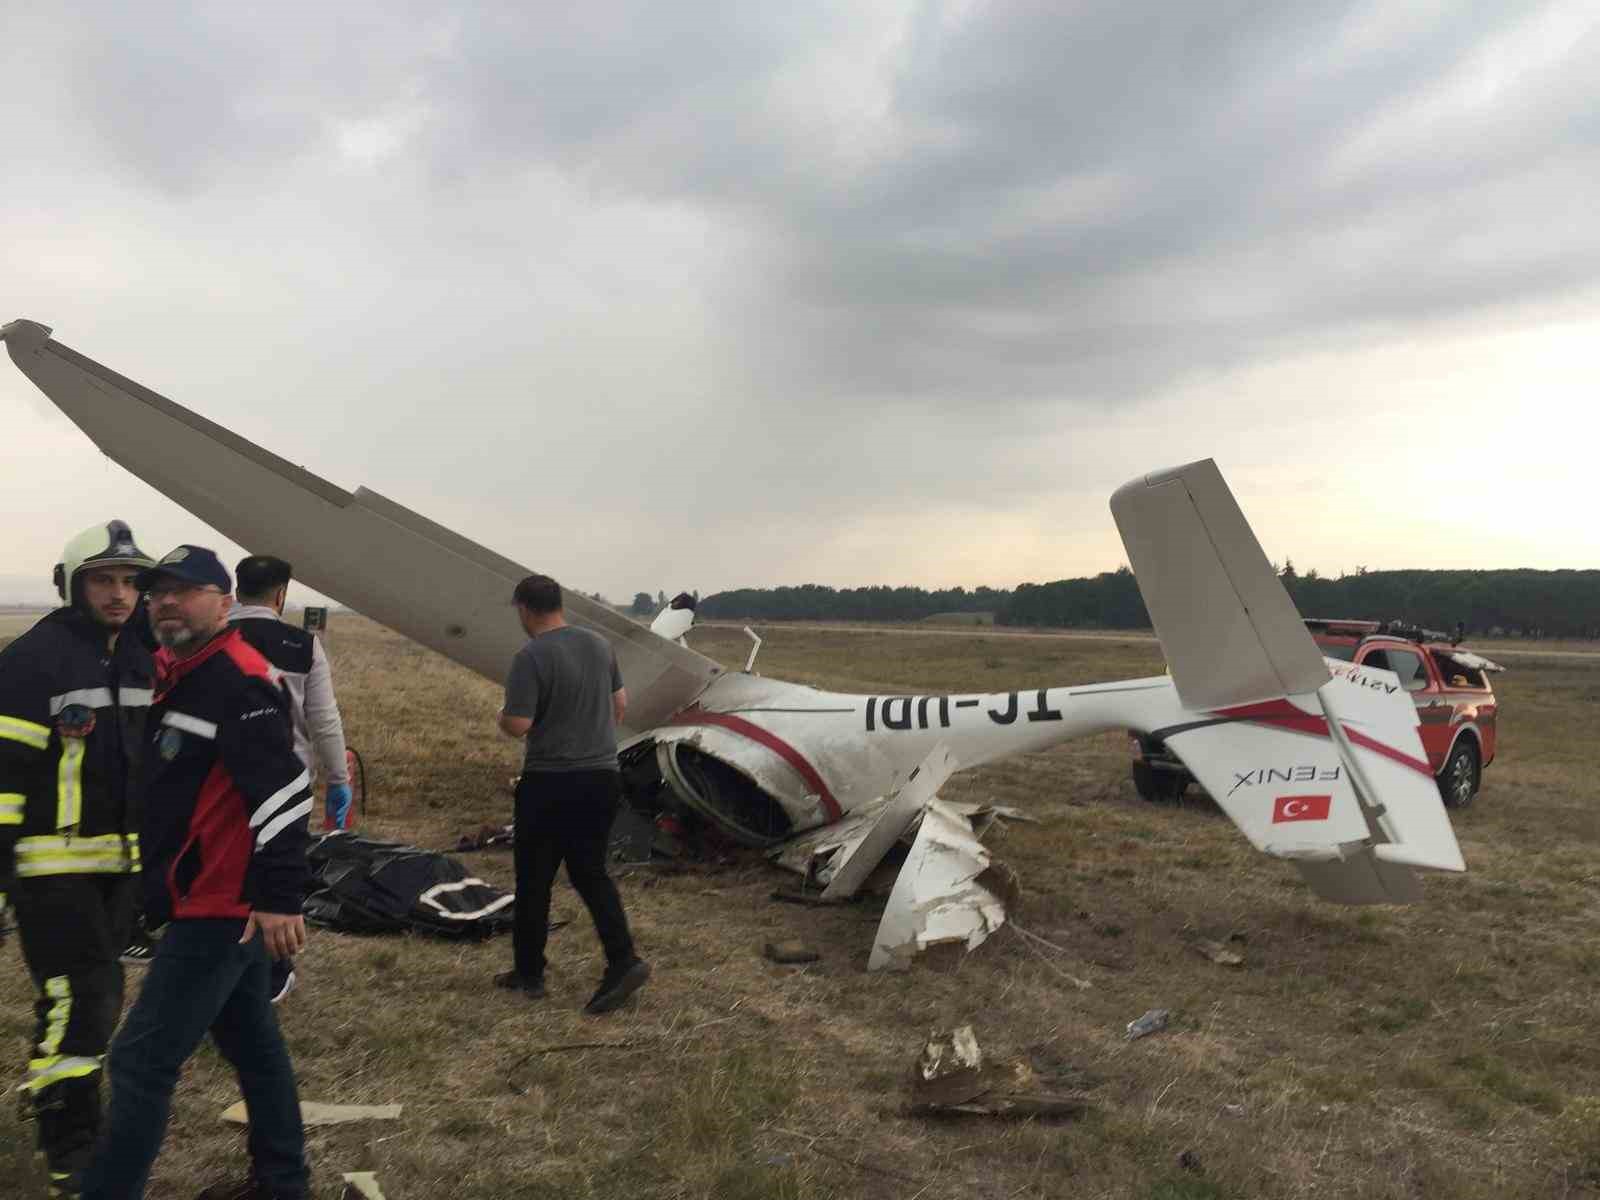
[325,783,354,830]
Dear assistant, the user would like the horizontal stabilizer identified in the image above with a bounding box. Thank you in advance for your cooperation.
[3,320,722,734]
[1154,662,1463,905]
[1111,459,1329,710]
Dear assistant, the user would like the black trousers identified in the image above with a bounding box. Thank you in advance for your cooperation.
[11,872,138,1174]
[513,769,635,979]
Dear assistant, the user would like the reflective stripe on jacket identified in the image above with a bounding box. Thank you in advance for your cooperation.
[0,608,152,889]
[139,628,312,924]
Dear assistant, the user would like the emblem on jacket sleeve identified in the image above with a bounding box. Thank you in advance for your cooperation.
[57,702,97,739]
[157,726,184,761]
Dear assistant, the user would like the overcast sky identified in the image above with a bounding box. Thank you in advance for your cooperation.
[2,2,1595,608]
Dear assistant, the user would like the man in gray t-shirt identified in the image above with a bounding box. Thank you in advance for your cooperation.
[504,624,624,774]
[496,574,649,1015]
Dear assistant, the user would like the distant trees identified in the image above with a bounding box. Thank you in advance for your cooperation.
[630,592,654,616]
[698,568,1600,638]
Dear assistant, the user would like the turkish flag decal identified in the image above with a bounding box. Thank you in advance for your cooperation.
[1272,794,1332,823]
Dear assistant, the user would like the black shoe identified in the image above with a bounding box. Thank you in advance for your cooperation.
[494,970,547,999]
[119,931,156,966]
[584,958,650,1015]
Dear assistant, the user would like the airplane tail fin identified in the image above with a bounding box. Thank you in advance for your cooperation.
[1111,459,1328,711]
[1111,460,1464,903]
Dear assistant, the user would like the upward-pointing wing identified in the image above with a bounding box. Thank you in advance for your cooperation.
[1,319,724,734]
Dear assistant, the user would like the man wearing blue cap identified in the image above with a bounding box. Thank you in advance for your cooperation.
[80,546,313,1200]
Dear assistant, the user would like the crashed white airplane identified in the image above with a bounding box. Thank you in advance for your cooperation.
[2,319,1466,970]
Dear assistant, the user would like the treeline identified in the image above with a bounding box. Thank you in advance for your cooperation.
[699,568,1600,639]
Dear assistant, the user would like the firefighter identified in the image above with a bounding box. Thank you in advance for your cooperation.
[0,520,156,1196]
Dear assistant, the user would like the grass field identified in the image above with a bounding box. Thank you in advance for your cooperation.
[2,616,1598,1198]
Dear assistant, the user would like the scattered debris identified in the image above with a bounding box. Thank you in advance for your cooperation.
[1125,1009,1170,1041]
[1192,938,1245,967]
[763,940,821,964]
[767,744,1028,972]
[870,792,1019,971]
[1222,1103,1247,1118]
[913,1025,985,1107]
[907,1026,1091,1120]
[221,1101,401,1127]
[340,1173,387,1200]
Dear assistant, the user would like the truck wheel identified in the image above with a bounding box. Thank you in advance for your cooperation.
[1132,760,1188,804]
[1439,740,1480,809]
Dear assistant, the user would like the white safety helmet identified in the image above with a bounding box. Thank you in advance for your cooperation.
[53,520,156,603]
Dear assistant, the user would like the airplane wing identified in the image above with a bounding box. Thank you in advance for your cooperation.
[1,319,724,734]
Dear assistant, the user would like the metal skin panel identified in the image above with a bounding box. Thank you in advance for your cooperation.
[1110,459,1330,711]
[2,320,722,735]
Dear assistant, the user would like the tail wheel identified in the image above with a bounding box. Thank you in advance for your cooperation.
[1439,740,1480,810]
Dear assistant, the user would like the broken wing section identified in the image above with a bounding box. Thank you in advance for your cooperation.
[1,319,722,734]
[870,797,1018,971]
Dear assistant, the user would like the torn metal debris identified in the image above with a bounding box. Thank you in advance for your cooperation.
[340,1173,388,1200]
[907,1026,1090,1119]
[869,791,1018,971]
[760,743,1025,972]
[1125,1009,1170,1041]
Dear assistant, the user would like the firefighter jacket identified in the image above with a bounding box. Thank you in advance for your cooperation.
[0,607,152,893]
[140,627,312,926]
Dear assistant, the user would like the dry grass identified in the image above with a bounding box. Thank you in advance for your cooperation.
[3,616,1599,1199]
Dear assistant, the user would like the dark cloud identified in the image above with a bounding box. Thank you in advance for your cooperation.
[1,1,1594,598]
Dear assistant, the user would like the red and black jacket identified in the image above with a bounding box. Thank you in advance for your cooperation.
[139,627,312,925]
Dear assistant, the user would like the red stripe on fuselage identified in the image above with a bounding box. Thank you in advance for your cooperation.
[1211,701,1433,778]
[663,710,842,823]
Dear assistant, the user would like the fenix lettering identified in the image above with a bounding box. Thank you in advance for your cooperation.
[1330,665,1399,695]
[1229,764,1343,797]
[865,691,1063,731]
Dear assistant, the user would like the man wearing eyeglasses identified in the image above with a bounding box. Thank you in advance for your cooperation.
[0,520,155,1198]
[79,546,313,1200]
